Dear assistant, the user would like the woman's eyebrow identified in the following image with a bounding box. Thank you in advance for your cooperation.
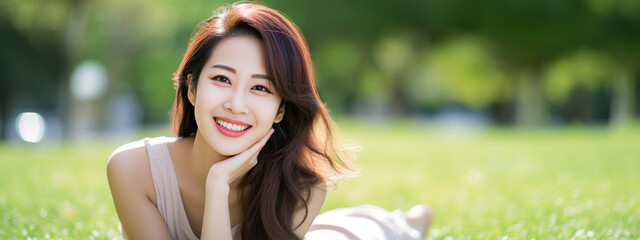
[211,64,236,73]
[211,64,272,80]
[251,74,272,80]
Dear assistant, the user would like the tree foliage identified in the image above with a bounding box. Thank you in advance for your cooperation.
[1,0,639,138]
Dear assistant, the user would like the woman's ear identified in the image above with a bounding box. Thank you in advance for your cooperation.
[274,103,285,123]
[187,74,195,106]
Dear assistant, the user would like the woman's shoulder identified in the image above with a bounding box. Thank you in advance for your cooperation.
[106,139,148,188]
[107,137,175,203]
[106,136,182,177]
[107,136,177,168]
[107,138,149,170]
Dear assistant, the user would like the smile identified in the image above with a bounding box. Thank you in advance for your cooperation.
[214,117,252,137]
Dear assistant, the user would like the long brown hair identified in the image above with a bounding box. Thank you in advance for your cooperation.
[170,3,354,239]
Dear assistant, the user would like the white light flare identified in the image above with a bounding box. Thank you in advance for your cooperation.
[16,112,46,143]
[70,60,108,101]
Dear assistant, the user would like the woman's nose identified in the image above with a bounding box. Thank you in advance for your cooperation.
[223,90,249,114]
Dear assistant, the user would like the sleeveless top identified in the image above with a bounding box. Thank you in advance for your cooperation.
[144,136,241,240]
[142,136,422,240]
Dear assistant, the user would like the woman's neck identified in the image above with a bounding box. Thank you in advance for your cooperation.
[190,131,224,185]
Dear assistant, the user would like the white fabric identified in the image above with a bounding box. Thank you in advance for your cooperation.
[306,205,422,240]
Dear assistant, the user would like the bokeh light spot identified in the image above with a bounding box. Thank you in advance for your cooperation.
[15,112,46,143]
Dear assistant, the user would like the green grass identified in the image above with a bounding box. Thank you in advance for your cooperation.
[1,120,639,239]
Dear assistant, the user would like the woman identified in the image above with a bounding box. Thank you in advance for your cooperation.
[107,2,432,239]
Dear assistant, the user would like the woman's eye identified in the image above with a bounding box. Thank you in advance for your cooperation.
[252,85,271,93]
[211,75,230,84]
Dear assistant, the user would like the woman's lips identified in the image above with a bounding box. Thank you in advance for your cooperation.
[214,117,252,137]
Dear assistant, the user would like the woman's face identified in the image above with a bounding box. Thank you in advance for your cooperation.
[188,36,283,156]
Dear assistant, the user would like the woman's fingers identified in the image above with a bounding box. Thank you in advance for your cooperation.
[232,128,274,170]
[207,128,275,184]
[240,128,274,159]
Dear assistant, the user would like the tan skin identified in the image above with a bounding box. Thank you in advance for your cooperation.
[107,36,326,239]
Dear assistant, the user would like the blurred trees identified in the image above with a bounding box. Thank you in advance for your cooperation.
[287,0,640,126]
[1,0,639,139]
[425,36,508,110]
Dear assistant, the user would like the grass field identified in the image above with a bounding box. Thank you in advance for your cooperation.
[1,120,638,239]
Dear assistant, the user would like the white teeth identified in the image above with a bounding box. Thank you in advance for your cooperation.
[216,118,249,132]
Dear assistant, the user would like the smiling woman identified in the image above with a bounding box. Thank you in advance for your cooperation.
[186,35,284,156]
[106,2,432,240]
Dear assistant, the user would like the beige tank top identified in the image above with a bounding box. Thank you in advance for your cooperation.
[144,136,240,240]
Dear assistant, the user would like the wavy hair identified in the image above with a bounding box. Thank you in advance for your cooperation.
[170,3,355,239]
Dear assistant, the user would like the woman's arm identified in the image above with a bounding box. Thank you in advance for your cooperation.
[107,145,173,240]
[200,129,275,240]
[293,182,327,238]
[200,179,233,239]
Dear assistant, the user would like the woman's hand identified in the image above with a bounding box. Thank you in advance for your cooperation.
[201,130,274,240]
[206,128,274,186]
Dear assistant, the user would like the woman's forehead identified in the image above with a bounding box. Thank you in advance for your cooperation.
[206,36,268,76]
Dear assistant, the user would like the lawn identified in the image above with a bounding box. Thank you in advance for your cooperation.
[1,120,638,239]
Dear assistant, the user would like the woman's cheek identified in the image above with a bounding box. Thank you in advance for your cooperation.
[258,100,280,122]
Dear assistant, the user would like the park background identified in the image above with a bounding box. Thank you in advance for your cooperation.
[1,0,639,239]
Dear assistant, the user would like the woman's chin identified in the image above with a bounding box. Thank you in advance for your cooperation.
[213,145,246,157]
[199,130,250,156]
